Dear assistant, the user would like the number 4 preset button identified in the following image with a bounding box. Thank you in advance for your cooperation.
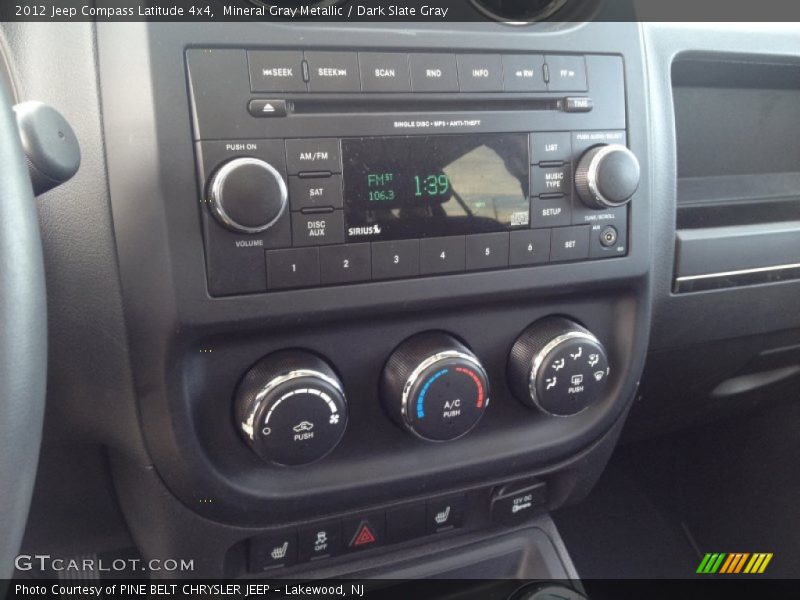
[420,236,466,275]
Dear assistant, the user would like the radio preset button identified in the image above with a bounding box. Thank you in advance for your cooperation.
[292,211,345,247]
[371,239,420,280]
[248,51,306,93]
[305,52,361,93]
[502,55,546,92]
[289,175,343,211]
[531,164,572,197]
[466,232,509,271]
[532,196,572,229]
[420,236,466,275]
[456,54,503,92]
[320,244,371,285]
[530,132,572,164]
[266,247,320,290]
[409,53,459,92]
[359,53,411,92]
[510,229,551,266]
[545,55,588,92]
[550,225,591,262]
[285,138,341,175]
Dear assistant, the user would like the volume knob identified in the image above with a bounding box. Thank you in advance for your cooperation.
[574,144,640,210]
[207,157,288,234]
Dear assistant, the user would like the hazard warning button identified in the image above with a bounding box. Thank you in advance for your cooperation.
[342,512,385,553]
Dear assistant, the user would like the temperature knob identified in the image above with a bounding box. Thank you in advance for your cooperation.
[207,157,288,234]
[508,317,610,416]
[382,332,489,442]
[574,144,640,209]
[234,351,347,466]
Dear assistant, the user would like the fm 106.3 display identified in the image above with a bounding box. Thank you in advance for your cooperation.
[342,134,531,242]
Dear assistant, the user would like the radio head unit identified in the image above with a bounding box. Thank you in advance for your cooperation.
[186,49,638,296]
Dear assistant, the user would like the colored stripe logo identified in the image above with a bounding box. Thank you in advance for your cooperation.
[697,552,773,574]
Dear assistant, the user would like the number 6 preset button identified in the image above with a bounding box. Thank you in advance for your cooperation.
[371,239,420,280]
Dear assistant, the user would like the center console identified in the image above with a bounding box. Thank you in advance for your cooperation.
[97,21,651,579]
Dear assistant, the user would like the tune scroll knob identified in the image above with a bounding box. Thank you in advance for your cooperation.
[508,317,610,417]
[207,157,288,234]
[574,144,640,210]
[234,351,347,466]
[382,333,489,442]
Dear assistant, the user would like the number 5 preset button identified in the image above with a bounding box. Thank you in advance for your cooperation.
[371,240,420,280]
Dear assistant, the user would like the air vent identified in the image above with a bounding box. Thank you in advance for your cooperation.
[470,0,570,23]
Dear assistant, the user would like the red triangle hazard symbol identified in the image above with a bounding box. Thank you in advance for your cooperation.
[352,523,376,547]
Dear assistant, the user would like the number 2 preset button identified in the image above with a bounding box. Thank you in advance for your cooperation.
[420,236,466,275]
[266,248,320,290]
[371,239,420,280]
[320,244,371,284]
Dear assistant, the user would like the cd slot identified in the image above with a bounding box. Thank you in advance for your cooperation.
[289,96,561,115]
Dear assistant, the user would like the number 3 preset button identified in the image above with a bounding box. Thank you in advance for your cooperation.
[371,239,420,280]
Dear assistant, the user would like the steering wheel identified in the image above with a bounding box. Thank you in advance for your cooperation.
[0,77,47,577]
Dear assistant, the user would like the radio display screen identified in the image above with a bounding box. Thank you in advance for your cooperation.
[342,134,530,242]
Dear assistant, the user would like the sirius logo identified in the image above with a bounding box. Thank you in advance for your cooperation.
[347,224,382,237]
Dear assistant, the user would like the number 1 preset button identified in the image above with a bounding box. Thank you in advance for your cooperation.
[371,239,420,280]
[420,236,466,275]
[266,248,320,290]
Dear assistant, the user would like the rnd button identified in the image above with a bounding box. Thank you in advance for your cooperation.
[292,211,345,247]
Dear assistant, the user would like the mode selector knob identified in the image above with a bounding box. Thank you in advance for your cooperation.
[207,157,288,234]
[235,351,347,466]
[574,144,640,209]
[382,332,490,442]
[508,317,610,417]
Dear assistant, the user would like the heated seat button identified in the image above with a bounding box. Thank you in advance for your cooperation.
[503,55,546,92]
[465,232,509,271]
[247,51,306,93]
[289,175,343,211]
[550,225,591,262]
[266,248,320,290]
[305,52,361,93]
[427,494,466,533]
[386,503,427,544]
[491,481,547,526]
[249,529,298,571]
[359,52,411,92]
[545,55,588,92]
[320,243,371,284]
[420,236,466,275]
[298,520,342,562]
[371,239,420,280]
[285,138,341,175]
[343,512,385,553]
[409,53,459,92]
[291,211,345,247]
[457,54,503,92]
